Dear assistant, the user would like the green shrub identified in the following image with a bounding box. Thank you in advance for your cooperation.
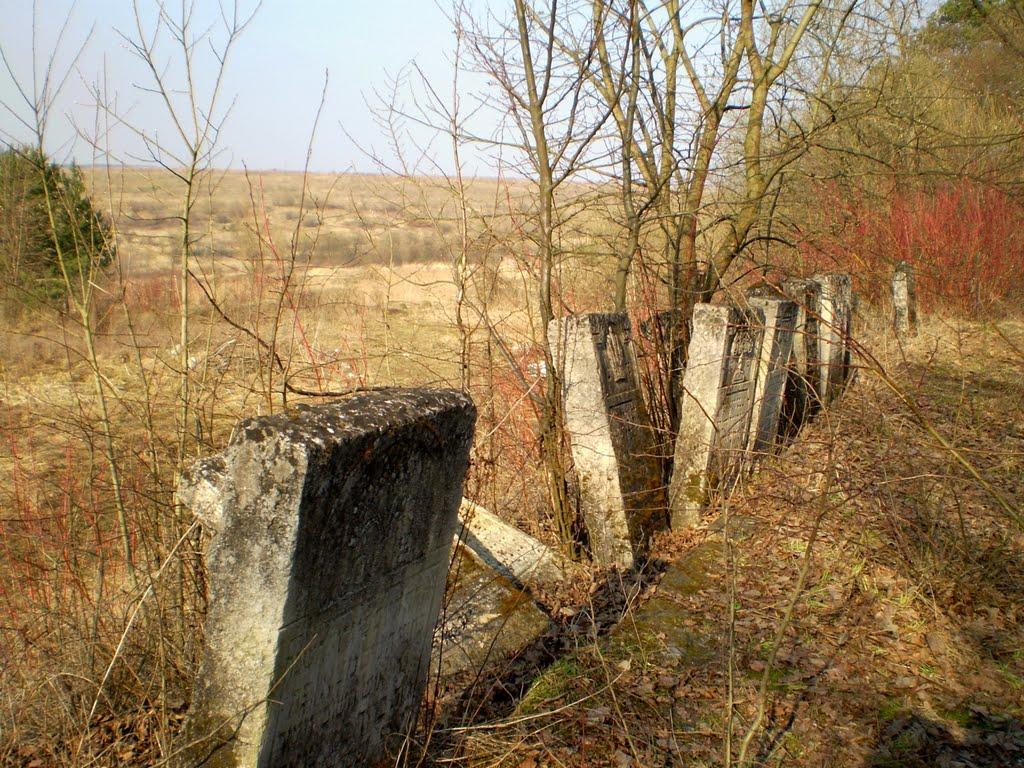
[0,147,115,305]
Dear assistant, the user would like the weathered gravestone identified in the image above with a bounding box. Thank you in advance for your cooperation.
[892,260,918,337]
[549,313,667,568]
[745,296,798,456]
[778,278,824,434]
[812,273,853,403]
[174,389,475,768]
[669,304,765,529]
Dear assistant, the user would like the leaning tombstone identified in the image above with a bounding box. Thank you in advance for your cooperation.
[549,313,667,569]
[778,278,824,433]
[811,273,853,403]
[892,260,918,337]
[669,304,765,529]
[745,296,798,456]
[174,389,475,768]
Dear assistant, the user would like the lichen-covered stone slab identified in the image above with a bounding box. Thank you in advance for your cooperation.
[549,314,667,568]
[174,389,475,768]
[612,541,722,666]
[669,304,764,529]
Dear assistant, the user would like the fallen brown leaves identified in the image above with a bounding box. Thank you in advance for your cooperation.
[435,317,1024,767]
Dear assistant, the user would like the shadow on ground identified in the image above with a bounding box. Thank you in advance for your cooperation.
[865,709,1024,767]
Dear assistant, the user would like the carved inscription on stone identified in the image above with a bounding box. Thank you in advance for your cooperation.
[595,320,635,411]
[709,321,760,482]
[550,314,667,567]
[669,305,765,528]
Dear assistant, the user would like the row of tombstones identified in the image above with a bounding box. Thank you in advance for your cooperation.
[551,273,855,569]
[170,269,895,766]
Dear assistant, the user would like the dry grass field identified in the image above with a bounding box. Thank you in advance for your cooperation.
[0,167,570,765]
[2,165,1023,767]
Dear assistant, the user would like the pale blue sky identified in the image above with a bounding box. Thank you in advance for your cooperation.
[0,0,493,172]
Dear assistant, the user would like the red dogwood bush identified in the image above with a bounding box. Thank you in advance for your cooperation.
[797,178,1024,317]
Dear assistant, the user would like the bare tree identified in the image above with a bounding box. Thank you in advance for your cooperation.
[457,0,615,557]
[120,0,259,474]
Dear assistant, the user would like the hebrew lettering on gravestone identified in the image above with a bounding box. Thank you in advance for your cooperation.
[669,304,765,529]
[745,297,798,456]
[892,260,918,337]
[549,313,667,568]
[174,389,475,768]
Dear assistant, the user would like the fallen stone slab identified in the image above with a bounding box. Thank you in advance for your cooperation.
[611,512,761,666]
[434,544,551,681]
[456,499,576,591]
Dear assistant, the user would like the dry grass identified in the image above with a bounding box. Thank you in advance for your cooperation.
[0,167,564,765]
[85,168,537,275]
